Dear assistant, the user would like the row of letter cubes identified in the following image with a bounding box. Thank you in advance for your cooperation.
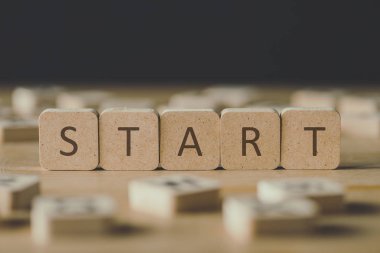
[39,107,340,170]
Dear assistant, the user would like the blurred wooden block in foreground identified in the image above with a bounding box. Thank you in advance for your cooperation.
[0,174,40,216]
[128,175,220,218]
[31,195,116,245]
[223,196,318,241]
[257,177,344,213]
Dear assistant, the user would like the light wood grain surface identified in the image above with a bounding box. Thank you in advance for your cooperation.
[0,86,379,253]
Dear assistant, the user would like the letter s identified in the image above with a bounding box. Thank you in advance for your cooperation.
[60,126,78,156]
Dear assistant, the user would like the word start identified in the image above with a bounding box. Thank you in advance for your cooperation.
[39,107,340,171]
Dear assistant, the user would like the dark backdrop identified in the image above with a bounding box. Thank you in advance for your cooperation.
[0,1,380,83]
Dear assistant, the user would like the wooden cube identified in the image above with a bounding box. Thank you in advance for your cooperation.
[168,93,220,110]
[223,196,318,241]
[341,113,380,138]
[56,90,111,109]
[12,86,63,117]
[202,86,258,107]
[128,175,220,218]
[31,195,116,245]
[290,89,343,108]
[221,108,280,170]
[160,109,220,170]
[0,174,40,216]
[257,177,344,213]
[281,108,340,170]
[339,95,380,115]
[0,119,38,143]
[99,98,154,112]
[246,103,287,114]
[0,106,14,119]
[39,109,99,171]
[99,108,159,170]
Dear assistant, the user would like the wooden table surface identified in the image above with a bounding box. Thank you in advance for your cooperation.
[0,86,380,253]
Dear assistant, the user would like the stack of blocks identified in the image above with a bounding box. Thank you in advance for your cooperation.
[39,107,341,170]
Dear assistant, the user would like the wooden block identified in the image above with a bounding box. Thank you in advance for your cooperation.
[128,175,220,218]
[290,89,343,108]
[0,174,40,216]
[0,210,30,225]
[281,108,340,170]
[168,93,219,110]
[223,196,318,241]
[12,86,63,117]
[339,95,380,115]
[31,195,115,245]
[99,97,154,112]
[0,119,38,143]
[341,113,380,138]
[0,106,16,119]
[257,177,344,213]
[156,104,170,115]
[246,103,288,114]
[221,108,280,170]
[56,90,112,109]
[39,109,99,171]
[99,108,159,170]
[202,86,258,107]
[160,109,220,170]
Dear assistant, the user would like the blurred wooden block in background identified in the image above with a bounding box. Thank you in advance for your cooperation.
[12,86,63,117]
[31,195,115,245]
[156,104,170,115]
[99,108,159,170]
[160,109,220,170]
[39,109,99,171]
[341,113,380,138]
[246,102,288,114]
[281,108,340,170]
[257,177,344,213]
[99,97,155,112]
[221,108,280,170]
[128,175,220,218]
[223,196,318,241]
[339,95,380,115]
[0,106,15,119]
[168,92,220,110]
[202,86,258,108]
[0,119,38,143]
[290,89,343,108]
[56,90,112,109]
[0,174,40,216]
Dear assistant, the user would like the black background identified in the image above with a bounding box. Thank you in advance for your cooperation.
[0,1,380,84]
